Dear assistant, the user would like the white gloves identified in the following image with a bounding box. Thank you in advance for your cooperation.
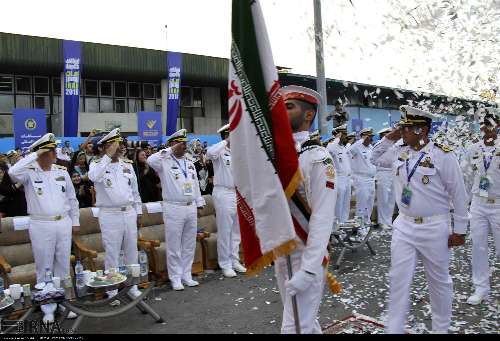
[285,269,316,297]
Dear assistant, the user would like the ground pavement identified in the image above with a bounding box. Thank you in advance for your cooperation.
[63,229,498,334]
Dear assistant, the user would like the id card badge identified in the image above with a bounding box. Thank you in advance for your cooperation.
[401,187,413,208]
[183,182,194,196]
[479,176,490,197]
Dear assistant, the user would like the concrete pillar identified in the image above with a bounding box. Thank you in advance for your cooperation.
[161,79,168,136]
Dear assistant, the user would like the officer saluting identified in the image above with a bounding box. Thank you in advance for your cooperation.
[206,124,246,278]
[88,128,143,299]
[372,105,469,334]
[463,108,500,305]
[276,85,337,334]
[9,133,79,323]
[147,129,206,291]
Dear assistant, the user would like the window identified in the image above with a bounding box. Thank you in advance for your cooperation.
[0,94,14,112]
[128,83,141,98]
[0,75,13,93]
[114,82,126,98]
[52,78,61,95]
[52,96,62,115]
[181,87,192,107]
[128,99,142,112]
[100,81,113,97]
[155,85,162,99]
[85,98,98,112]
[34,96,49,109]
[143,84,155,99]
[15,76,31,93]
[34,77,49,94]
[192,87,202,107]
[115,99,127,113]
[100,98,113,112]
[85,80,98,96]
[16,95,32,108]
[143,99,155,111]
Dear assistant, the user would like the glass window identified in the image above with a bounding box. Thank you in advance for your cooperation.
[85,80,98,96]
[128,99,142,112]
[52,96,62,115]
[16,76,32,93]
[34,77,49,94]
[128,83,141,98]
[114,82,126,98]
[155,84,161,99]
[34,96,49,109]
[115,99,127,113]
[100,98,113,112]
[85,97,98,112]
[193,88,202,107]
[181,87,192,107]
[52,78,61,95]
[0,75,13,93]
[16,95,32,108]
[155,99,162,112]
[0,94,14,112]
[143,99,155,112]
[143,84,155,99]
[100,81,113,97]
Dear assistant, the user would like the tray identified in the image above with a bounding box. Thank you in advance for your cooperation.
[86,274,127,288]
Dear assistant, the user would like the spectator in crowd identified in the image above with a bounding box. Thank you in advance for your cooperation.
[191,140,214,195]
[71,152,90,181]
[134,149,162,203]
[6,150,20,168]
[0,162,28,217]
[64,140,74,155]
[71,171,93,208]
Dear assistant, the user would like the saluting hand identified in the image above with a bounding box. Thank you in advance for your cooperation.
[385,128,402,141]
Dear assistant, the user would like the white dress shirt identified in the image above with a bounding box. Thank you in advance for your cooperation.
[88,155,142,215]
[9,152,80,226]
[464,141,500,198]
[147,148,206,207]
[206,140,234,189]
[348,139,376,177]
[326,138,352,177]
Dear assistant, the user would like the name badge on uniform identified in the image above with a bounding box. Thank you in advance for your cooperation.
[37,187,43,196]
[106,179,113,187]
[479,176,491,198]
[401,187,413,208]
[183,182,194,196]
[55,176,65,181]
[123,168,131,174]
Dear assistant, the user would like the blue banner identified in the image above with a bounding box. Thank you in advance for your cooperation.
[431,121,446,135]
[166,52,183,135]
[351,118,363,136]
[63,40,82,137]
[13,109,47,152]
[138,112,162,146]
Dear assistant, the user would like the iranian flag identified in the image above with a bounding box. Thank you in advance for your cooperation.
[230,0,302,275]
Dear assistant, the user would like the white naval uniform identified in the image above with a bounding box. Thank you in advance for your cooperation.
[206,140,241,270]
[463,142,500,297]
[9,153,79,315]
[372,138,469,334]
[327,138,352,225]
[348,139,377,220]
[88,155,142,271]
[371,140,398,227]
[147,149,206,285]
[275,131,336,334]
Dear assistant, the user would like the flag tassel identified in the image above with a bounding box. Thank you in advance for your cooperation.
[245,239,298,276]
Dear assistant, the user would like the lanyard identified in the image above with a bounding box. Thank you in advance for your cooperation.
[406,152,426,185]
[481,147,496,174]
[173,157,188,179]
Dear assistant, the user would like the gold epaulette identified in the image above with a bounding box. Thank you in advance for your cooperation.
[55,164,67,170]
[122,159,134,164]
[434,143,453,153]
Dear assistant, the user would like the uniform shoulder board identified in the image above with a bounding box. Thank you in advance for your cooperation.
[92,157,101,163]
[434,143,453,153]
[122,159,134,164]
[308,146,332,164]
[55,164,67,170]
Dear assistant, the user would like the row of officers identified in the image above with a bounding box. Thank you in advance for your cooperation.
[7,84,499,333]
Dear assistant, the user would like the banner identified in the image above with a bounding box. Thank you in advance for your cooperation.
[137,112,162,146]
[63,40,82,137]
[166,51,183,135]
[13,109,47,152]
[351,118,363,135]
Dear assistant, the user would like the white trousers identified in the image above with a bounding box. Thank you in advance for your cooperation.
[98,210,138,270]
[353,175,375,221]
[213,186,241,270]
[275,251,325,334]
[29,216,72,315]
[386,215,453,334]
[162,203,197,283]
[376,170,395,226]
[470,197,500,296]
[335,176,352,224]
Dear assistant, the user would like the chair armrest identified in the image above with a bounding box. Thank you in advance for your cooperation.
[73,239,98,259]
[0,254,12,274]
[139,237,161,248]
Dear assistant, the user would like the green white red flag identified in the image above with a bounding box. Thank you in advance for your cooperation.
[229,0,302,275]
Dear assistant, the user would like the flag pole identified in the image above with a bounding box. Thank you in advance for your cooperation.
[286,255,302,334]
[313,0,328,136]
